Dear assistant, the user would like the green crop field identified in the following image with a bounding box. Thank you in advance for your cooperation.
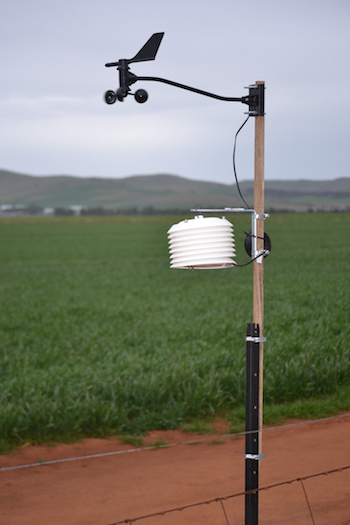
[0,213,349,452]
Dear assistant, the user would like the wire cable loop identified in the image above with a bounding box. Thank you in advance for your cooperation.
[233,115,251,209]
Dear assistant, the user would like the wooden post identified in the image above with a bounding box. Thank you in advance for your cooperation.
[253,81,265,455]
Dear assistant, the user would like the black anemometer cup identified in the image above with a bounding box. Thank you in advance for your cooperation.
[134,89,148,103]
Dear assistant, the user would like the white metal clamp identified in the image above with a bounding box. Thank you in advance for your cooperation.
[245,336,266,343]
[245,454,266,461]
[254,213,270,220]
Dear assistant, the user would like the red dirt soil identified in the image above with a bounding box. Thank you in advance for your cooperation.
[1,415,350,525]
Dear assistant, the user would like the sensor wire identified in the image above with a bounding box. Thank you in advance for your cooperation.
[233,115,251,209]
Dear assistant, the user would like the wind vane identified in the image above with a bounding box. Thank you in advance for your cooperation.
[104,32,264,115]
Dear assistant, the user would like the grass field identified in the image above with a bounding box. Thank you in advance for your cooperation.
[0,213,349,452]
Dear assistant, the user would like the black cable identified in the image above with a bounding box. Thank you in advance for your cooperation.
[233,115,251,209]
[234,250,269,267]
[244,231,265,241]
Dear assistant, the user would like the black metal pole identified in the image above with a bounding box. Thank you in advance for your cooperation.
[245,323,260,525]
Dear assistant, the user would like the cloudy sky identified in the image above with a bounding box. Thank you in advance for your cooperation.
[1,0,349,184]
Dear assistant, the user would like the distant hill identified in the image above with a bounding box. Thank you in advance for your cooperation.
[0,169,349,212]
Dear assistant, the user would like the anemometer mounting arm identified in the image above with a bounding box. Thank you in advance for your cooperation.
[104,33,264,116]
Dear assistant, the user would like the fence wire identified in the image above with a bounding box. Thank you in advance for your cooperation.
[106,465,350,525]
[300,479,315,525]
[1,412,349,472]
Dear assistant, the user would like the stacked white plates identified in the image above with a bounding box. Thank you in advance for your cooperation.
[167,215,235,269]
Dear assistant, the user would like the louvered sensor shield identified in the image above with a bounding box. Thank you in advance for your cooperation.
[167,216,235,269]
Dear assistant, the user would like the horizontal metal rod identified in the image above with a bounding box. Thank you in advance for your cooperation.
[136,76,247,102]
[190,207,255,213]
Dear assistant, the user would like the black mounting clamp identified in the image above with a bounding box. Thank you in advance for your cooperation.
[104,33,265,116]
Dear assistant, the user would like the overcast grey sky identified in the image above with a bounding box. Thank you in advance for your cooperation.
[1,0,349,183]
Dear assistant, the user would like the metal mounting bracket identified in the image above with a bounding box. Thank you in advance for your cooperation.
[244,84,265,116]
[246,336,267,343]
[255,213,269,220]
[245,454,266,461]
[189,207,270,263]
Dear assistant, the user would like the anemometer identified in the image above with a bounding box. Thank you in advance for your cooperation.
[104,32,264,116]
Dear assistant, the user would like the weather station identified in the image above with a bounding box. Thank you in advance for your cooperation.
[105,32,271,525]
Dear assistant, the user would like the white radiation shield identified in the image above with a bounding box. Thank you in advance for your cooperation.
[167,215,235,269]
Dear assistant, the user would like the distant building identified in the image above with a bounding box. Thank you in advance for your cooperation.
[43,208,55,216]
[68,205,86,216]
[0,204,26,216]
